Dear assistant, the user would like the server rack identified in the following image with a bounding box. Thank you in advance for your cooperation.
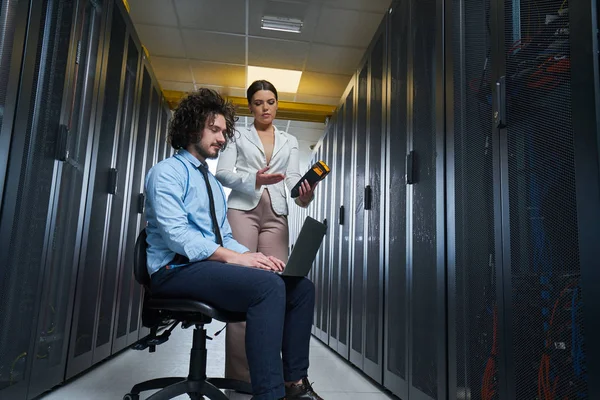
[28,0,105,397]
[338,85,355,360]
[66,0,133,377]
[322,120,336,344]
[147,87,161,173]
[0,1,83,398]
[133,63,164,342]
[157,100,169,161]
[306,2,449,395]
[0,0,30,210]
[111,23,145,356]
[570,0,600,397]
[309,141,324,336]
[328,103,342,353]
[499,0,594,398]
[363,22,387,384]
[296,1,599,398]
[308,147,315,334]
[350,57,368,370]
[445,0,500,397]
[314,121,330,344]
[383,1,410,398]
[445,0,600,399]
[328,80,355,358]
[92,22,141,367]
[408,0,447,395]
[127,62,153,345]
[0,0,177,398]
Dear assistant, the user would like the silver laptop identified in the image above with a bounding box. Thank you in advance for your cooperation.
[278,216,327,277]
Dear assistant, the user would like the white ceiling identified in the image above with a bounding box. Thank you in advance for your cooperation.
[127,0,391,166]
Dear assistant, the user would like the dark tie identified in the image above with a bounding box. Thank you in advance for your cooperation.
[198,163,223,246]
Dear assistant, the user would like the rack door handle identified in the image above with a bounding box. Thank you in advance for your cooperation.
[138,193,145,214]
[108,168,118,195]
[365,185,373,210]
[56,124,69,161]
[495,76,506,128]
[406,151,415,184]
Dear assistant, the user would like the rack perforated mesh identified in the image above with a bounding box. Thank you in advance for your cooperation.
[504,0,587,398]
[452,0,499,398]
[411,0,439,395]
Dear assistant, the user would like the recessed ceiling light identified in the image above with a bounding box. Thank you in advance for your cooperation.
[261,15,303,34]
[247,66,302,94]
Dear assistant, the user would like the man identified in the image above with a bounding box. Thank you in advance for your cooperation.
[144,88,323,400]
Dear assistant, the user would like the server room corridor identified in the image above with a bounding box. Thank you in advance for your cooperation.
[2,0,599,399]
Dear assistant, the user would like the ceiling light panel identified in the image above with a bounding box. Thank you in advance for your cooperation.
[261,15,303,33]
[247,65,302,93]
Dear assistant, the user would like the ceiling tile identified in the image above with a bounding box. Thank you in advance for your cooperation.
[182,30,246,64]
[184,85,247,101]
[314,8,383,47]
[160,80,196,92]
[297,71,351,97]
[221,87,248,98]
[248,0,321,42]
[128,0,178,26]
[248,37,310,71]
[190,61,246,88]
[294,93,340,105]
[175,0,246,33]
[323,0,391,13]
[150,57,193,82]
[136,25,186,58]
[305,43,364,75]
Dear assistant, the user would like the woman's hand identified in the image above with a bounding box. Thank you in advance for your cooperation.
[256,166,285,189]
[297,179,318,206]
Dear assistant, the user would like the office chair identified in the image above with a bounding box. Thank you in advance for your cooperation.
[123,229,252,400]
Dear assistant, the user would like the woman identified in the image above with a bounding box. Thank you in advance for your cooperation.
[216,80,318,383]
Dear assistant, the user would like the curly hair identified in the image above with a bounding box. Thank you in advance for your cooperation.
[168,88,238,150]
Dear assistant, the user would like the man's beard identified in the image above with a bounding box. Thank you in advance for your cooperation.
[195,142,220,160]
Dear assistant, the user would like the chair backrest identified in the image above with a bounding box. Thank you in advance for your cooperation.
[134,228,151,288]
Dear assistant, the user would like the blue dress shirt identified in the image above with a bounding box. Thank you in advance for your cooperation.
[144,149,249,276]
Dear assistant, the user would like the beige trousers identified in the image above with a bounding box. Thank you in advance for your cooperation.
[225,190,289,383]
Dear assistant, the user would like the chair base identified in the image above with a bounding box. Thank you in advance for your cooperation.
[124,376,252,400]
[125,326,252,400]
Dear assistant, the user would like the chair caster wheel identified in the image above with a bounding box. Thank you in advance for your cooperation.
[123,394,139,400]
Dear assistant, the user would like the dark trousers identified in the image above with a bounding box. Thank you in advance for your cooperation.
[151,261,315,400]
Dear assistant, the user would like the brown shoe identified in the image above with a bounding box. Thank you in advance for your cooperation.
[285,377,324,400]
